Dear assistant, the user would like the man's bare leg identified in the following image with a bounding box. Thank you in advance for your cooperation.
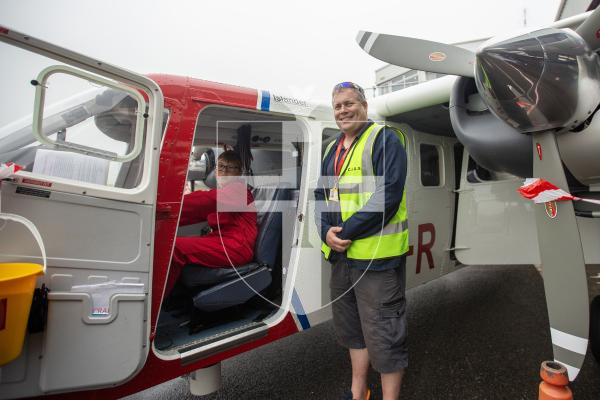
[381,369,404,400]
[349,348,370,399]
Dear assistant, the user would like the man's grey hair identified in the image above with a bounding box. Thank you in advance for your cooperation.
[332,82,367,103]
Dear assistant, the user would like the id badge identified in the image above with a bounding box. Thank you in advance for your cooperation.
[329,187,339,202]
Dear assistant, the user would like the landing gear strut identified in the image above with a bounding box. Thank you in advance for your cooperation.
[188,363,222,396]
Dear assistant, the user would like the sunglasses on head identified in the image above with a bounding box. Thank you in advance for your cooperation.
[333,81,365,96]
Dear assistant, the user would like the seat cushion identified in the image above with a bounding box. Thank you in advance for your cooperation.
[192,266,272,312]
[181,262,260,287]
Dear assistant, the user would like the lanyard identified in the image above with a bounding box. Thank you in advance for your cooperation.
[334,135,358,176]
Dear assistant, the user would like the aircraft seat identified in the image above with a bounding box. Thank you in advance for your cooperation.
[180,185,289,313]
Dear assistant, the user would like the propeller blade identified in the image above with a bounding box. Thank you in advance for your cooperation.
[531,131,589,381]
[575,6,600,51]
[356,31,475,77]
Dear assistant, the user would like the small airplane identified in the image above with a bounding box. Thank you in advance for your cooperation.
[0,7,598,400]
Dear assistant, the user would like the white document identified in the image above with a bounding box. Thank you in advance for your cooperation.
[33,149,109,185]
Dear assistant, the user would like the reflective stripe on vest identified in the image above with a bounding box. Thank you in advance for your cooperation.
[321,123,409,261]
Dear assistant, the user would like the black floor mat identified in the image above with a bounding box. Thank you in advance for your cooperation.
[155,301,278,352]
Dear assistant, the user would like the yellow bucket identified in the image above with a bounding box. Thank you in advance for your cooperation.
[0,263,44,366]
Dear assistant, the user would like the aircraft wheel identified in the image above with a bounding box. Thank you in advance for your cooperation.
[591,295,600,364]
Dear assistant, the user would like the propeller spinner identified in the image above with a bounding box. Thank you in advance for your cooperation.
[475,28,600,134]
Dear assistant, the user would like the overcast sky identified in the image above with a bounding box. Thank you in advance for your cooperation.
[2,0,561,104]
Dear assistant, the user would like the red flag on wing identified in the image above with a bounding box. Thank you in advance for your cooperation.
[518,178,600,205]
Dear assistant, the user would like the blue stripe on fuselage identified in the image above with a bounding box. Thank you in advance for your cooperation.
[260,90,270,111]
[291,289,310,330]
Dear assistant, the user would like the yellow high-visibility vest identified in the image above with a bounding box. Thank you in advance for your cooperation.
[321,123,409,261]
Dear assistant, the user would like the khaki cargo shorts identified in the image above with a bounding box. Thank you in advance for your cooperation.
[330,257,408,373]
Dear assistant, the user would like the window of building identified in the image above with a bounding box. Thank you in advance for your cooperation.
[426,71,445,81]
[391,71,419,91]
[378,85,391,96]
[376,71,421,96]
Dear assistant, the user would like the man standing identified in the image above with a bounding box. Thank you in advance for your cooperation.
[315,82,409,400]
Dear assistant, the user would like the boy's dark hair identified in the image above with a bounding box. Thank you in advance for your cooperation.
[218,150,242,170]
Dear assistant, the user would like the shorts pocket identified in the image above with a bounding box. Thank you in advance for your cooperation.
[375,298,408,359]
[380,298,406,319]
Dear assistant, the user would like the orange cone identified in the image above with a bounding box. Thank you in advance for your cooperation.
[538,361,573,400]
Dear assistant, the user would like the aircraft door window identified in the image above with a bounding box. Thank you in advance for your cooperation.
[420,143,441,187]
[0,66,152,189]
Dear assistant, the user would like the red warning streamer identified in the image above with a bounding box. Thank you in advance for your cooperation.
[518,178,600,205]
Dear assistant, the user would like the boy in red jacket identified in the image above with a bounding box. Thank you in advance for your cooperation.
[165,151,257,296]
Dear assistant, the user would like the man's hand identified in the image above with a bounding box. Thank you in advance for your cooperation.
[326,226,352,253]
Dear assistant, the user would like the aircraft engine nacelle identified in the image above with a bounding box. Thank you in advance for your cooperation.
[557,111,600,186]
[474,28,600,134]
[450,76,533,178]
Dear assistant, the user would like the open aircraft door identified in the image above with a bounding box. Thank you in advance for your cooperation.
[0,27,164,396]
[287,119,338,327]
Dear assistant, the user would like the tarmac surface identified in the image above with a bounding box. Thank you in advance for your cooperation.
[124,265,600,399]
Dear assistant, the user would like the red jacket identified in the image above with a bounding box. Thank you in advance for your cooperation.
[176,181,257,268]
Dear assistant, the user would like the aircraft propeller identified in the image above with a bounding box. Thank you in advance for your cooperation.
[356,6,600,381]
[355,32,475,77]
